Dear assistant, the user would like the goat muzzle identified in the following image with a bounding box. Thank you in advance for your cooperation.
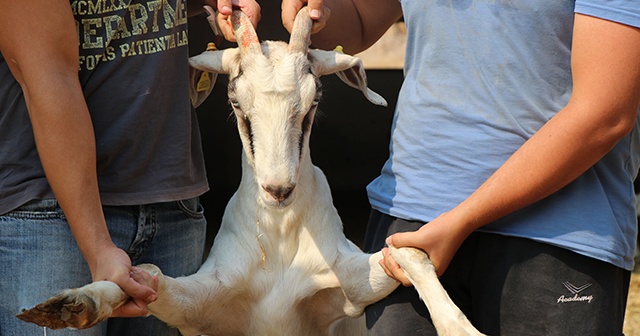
[262,183,296,204]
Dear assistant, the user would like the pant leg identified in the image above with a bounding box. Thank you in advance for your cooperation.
[0,198,206,336]
[106,197,207,336]
[469,232,630,336]
[0,199,107,336]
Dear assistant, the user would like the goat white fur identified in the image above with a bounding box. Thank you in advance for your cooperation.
[17,8,483,336]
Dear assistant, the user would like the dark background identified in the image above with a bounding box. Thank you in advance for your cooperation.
[187,3,404,252]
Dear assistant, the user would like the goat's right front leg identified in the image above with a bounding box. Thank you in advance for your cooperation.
[16,280,129,330]
[16,263,164,330]
[16,263,208,333]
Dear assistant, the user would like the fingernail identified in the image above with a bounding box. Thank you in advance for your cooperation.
[385,236,392,246]
[310,9,320,19]
[147,294,157,302]
[221,6,232,13]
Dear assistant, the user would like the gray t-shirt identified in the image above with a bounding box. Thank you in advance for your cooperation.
[0,0,208,213]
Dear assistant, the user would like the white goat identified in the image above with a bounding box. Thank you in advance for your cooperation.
[17,8,483,336]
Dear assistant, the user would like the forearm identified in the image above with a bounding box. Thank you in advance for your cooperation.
[450,15,640,235]
[451,104,634,235]
[22,74,157,307]
[309,0,402,54]
[26,76,114,271]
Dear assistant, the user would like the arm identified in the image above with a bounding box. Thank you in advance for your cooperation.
[0,0,156,316]
[282,0,402,53]
[384,14,640,281]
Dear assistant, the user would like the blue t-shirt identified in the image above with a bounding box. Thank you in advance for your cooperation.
[367,0,640,270]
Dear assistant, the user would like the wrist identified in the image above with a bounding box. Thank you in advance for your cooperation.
[73,225,116,275]
[439,206,480,242]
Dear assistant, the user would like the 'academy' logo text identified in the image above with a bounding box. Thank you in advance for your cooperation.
[557,281,593,304]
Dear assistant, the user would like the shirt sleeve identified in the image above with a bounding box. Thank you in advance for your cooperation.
[575,0,640,28]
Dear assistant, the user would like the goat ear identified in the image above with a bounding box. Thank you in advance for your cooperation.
[188,48,241,107]
[308,49,387,106]
[188,67,217,108]
[189,48,240,74]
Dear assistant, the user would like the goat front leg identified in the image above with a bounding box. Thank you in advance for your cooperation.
[389,246,485,336]
[16,281,128,330]
[137,264,227,336]
[16,264,205,333]
[16,263,162,330]
[333,248,400,317]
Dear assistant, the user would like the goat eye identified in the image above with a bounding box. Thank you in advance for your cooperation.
[312,97,320,107]
[230,98,240,109]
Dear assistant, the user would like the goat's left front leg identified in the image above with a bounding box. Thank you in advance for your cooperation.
[16,281,128,330]
[389,246,485,336]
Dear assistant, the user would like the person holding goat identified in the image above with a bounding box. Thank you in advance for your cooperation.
[282,0,640,334]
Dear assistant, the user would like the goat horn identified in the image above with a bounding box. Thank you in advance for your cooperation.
[232,10,261,54]
[288,7,312,53]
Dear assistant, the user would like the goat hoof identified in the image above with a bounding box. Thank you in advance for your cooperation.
[16,290,100,330]
[389,246,434,273]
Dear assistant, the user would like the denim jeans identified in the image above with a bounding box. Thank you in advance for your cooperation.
[0,198,206,336]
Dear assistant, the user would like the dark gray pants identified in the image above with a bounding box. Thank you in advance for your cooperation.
[363,210,630,336]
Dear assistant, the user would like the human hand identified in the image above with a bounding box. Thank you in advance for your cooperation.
[90,245,158,317]
[380,213,470,285]
[204,0,261,42]
[111,267,159,317]
[282,0,329,34]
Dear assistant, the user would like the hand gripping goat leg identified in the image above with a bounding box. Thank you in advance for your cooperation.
[17,7,483,336]
[390,246,485,335]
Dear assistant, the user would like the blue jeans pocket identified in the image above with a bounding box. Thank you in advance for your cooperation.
[3,199,66,220]
[177,197,204,219]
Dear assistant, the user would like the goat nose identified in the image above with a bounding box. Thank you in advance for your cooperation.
[262,183,296,202]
